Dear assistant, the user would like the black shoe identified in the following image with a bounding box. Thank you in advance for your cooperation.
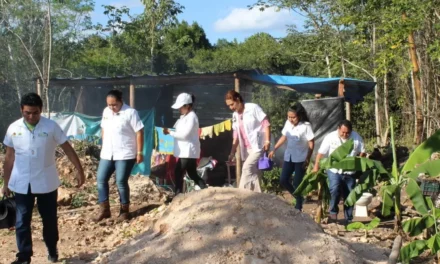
[47,248,58,263]
[11,258,31,264]
[47,254,58,263]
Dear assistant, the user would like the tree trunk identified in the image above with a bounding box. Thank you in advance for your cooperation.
[407,29,423,144]
[325,55,332,78]
[315,182,323,223]
[7,43,22,102]
[372,25,381,146]
[374,77,381,146]
[394,188,402,232]
[44,0,52,116]
[382,72,390,146]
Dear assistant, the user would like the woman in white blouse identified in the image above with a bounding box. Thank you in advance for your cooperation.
[164,93,207,193]
[94,89,144,223]
[225,90,271,192]
[269,103,314,210]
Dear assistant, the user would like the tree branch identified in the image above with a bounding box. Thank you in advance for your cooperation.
[5,26,44,84]
[342,58,375,80]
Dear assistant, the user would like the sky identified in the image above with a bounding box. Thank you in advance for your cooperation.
[92,0,305,44]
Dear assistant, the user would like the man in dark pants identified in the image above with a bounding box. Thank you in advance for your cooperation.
[312,120,366,225]
[1,93,85,264]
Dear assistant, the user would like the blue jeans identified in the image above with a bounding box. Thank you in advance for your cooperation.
[97,159,136,205]
[15,185,58,260]
[280,160,305,210]
[328,170,356,221]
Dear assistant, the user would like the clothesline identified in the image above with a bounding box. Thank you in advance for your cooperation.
[199,119,232,139]
[154,119,232,155]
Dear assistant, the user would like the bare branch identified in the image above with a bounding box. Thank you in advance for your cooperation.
[5,26,44,83]
[342,58,375,80]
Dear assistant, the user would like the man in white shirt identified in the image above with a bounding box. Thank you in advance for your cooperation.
[312,120,366,224]
[1,93,85,264]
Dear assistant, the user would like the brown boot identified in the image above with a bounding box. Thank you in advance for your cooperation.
[117,204,130,222]
[92,201,111,223]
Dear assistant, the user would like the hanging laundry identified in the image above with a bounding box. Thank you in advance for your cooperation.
[213,122,225,136]
[224,119,232,131]
[200,126,213,139]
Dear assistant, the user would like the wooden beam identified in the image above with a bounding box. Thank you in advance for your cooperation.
[339,79,351,120]
[338,79,345,97]
[234,74,242,188]
[36,78,42,96]
[129,80,135,108]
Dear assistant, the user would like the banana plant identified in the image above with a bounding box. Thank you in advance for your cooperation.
[400,199,440,263]
[378,117,439,231]
[295,139,388,223]
[346,217,381,238]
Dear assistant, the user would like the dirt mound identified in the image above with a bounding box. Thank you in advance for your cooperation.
[96,188,364,264]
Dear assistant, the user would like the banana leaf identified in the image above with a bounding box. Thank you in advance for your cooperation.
[405,160,440,180]
[321,176,331,202]
[427,234,440,254]
[294,171,320,196]
[402,129,440,173]
[365,217,381,230]
[345,169,378,206]
[332,157,389,175]
[402,215,435,236]
[328,139,354,163]
[380,184,398,216]
[405,178,429,215]
[400,240,427,264]
[346,221,364,231]
[319,157,329,170]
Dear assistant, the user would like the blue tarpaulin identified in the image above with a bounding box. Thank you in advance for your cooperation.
[247,73,375,104]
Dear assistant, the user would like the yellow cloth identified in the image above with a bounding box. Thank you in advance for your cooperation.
[213,122,225,136]
[224,119,232,131]
[200,126,213,139]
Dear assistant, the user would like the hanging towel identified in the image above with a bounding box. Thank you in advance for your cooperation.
[200,126,213,139]
[213,122,225,136]
[224,119,232,131]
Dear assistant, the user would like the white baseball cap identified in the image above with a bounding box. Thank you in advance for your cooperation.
[171,93,193,109]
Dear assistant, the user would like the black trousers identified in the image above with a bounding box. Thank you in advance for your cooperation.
[15,185,58,260]
[174,158,207,193]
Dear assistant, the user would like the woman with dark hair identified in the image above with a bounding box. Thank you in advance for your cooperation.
[268,103,314,210]
[163,93,207,193]
[93,89,144,223]
[225,90,271,192]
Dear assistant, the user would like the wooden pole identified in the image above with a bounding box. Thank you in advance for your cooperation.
[388,235,402,264]
[234,75,242,187]
[36,78,42,96]
[338,79,351,120]
[129,80,135,108]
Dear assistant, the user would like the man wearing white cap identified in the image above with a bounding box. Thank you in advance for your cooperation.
[163,93,207,193]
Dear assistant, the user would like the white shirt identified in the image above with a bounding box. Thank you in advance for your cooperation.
[169,111,200,159]
[281,121,315,162]
[100,104,144,160]
[3,117,68,194]
[318,130,365,174]
[232,103,267,159]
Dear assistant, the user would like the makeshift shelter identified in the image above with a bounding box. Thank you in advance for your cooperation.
[37,70,375,186]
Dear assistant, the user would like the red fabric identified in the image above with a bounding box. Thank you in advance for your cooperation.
[165,155,177,183]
